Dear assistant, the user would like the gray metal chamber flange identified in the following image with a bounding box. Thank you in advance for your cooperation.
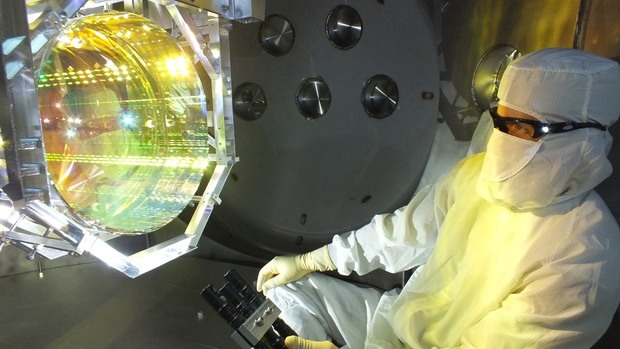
[212,0,440,256]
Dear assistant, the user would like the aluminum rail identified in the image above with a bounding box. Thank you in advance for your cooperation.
[0,0,255,277]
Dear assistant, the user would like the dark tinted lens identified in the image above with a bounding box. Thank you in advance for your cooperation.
[494,119,509,133]
[490,109,509,133]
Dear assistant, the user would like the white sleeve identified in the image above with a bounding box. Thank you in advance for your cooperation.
[328,179,449,275]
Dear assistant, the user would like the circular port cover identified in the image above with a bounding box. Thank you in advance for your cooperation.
[362,74,399,119]
[295,78,331,119]
[325,5,362,50]
[259,15,295,56]
[233,82,267,121]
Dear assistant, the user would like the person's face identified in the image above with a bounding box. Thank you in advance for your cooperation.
[493,105,543,142]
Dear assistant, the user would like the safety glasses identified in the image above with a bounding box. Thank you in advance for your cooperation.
[489,107,606,139]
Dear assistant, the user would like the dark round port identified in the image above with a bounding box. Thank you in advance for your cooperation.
[259,15,295,56]
[362,74,399,119]
[325,5,362,50]
[233,82,267,121]
[296,78,331,119]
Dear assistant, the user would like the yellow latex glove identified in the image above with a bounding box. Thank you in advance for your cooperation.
[256,246,336,293]
[284,336,338,349]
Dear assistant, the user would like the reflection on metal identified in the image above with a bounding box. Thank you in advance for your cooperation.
[37,11,209,234]
[439,1,579,142]
[259,15,295,56]
[295,78,331,119]
[233,82,267,121]
[0,0,52,204]
[176,0,265,22]
[471,44,521,112]
[362,74,399,119]
[26,0,88,67]
[325,5,362,50]
[221,0,439,255]
[574,0,594,49]
[0,0,250,277]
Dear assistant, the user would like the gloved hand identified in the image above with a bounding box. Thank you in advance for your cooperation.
[256,245,336,293]
[284,336,338,349]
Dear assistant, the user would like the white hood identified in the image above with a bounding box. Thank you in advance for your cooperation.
[478,48,620,209]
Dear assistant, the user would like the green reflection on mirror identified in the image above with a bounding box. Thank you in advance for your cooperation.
[37,11,210,234]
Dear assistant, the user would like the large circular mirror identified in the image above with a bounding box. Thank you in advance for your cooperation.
[37,12,209,234]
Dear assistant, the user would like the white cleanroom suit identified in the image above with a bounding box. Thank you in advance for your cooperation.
[259,48,620,348]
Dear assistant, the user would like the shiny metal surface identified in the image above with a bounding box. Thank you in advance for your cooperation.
[233,82,267,121]
[176,0,265,22]
[295,78,331,119]
[471,44,520,112]
[212,0,440,256]
[259,15,295,56]
[325,5,362,50]
[438,0,581,141]
[1,0,246,276]
[0,0,51,203]
[1,0,620,347]
[361,74,399,119]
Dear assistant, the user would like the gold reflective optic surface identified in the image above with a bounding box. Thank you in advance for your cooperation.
[37,12,209,234]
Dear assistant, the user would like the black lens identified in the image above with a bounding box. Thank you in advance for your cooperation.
[490,109,508,134]
[496,121,509,133]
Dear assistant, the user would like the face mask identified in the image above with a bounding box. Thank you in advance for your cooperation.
[479,129,542,182]
[478,127,614,209]
[477,129,569,209]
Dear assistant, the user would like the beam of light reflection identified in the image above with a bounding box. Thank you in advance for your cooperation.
[336,21,362,31]
[36,11,210,234]
[373,85,398,105]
